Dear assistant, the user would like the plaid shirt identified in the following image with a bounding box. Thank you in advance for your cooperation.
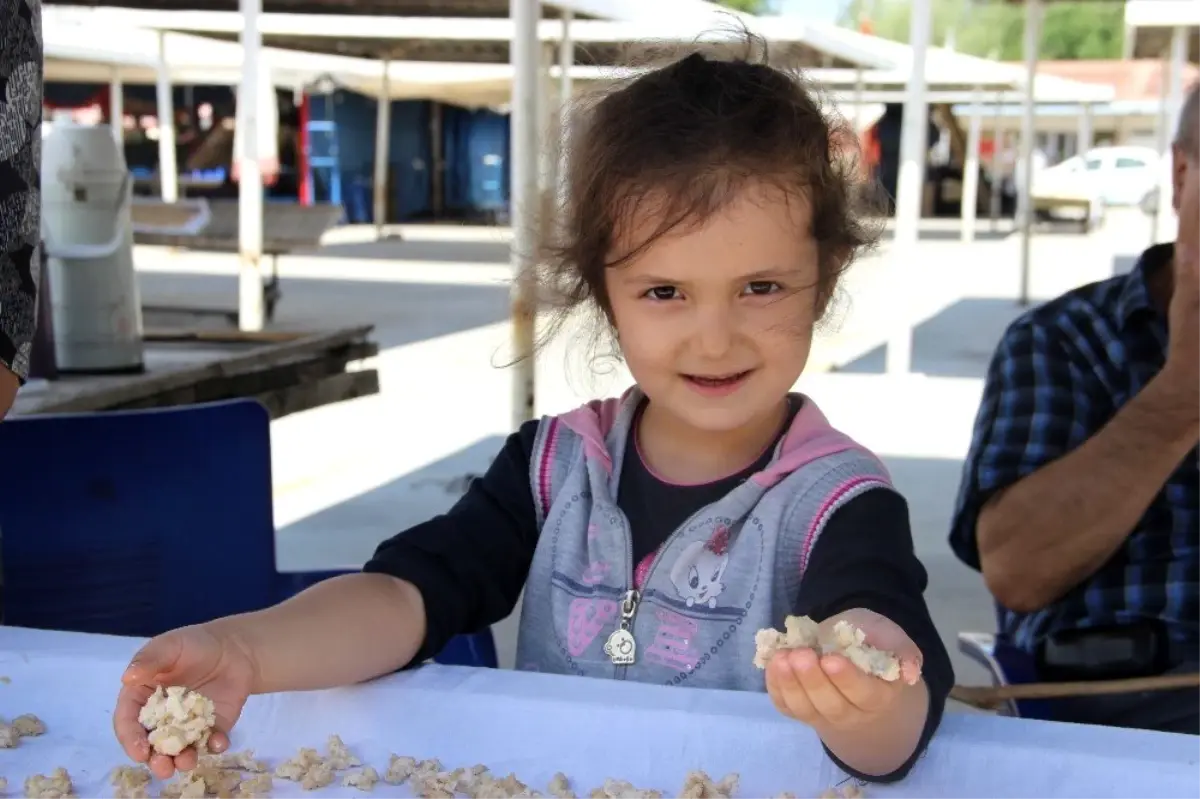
[950,243,1199,652]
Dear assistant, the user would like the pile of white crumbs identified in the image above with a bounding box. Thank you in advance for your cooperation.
[4,685,870,798]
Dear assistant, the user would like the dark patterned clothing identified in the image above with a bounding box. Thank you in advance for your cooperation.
[950,243,1199,653]
[0,0,42,381]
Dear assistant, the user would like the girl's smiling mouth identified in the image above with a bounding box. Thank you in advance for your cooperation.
[682,371,754,396]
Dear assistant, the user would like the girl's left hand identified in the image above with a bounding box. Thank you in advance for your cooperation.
[765,608,924,732]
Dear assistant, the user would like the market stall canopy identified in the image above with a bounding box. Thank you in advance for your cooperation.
[46,4,1111,106]
[1124,0,1200,62]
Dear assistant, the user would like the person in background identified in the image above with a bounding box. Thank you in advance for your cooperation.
[949,82,1199,734]
[114,42,953,785]
[0,0,42,419]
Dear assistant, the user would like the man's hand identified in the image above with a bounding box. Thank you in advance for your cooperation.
[1154,242,1200,438]
[0,363,18,420]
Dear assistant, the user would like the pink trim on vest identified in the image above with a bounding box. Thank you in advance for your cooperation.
[537,417,561,522]
[799,475,892,574]
[557,391,629,474]
[754,398,891,487]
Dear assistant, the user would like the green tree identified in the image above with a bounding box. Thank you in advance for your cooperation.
[839,0,1124,60]
[715,0,767,14]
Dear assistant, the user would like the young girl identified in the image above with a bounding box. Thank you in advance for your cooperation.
[114,46,952,786]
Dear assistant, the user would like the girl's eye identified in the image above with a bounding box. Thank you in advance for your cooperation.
[743,281,781,296]
[645,286,679,301]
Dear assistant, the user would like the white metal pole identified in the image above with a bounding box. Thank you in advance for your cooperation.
[558,11,573,202]
[1017,0,1041,307]
[238,0,266,331]
[154,32,178,203]
[109,68,124,147]
[510,0,539,427]
[853,67,864,133]
[962,86,983,243]
[374,59,392,239]
[885,0,931,376]
[539,43,558,204]
[990,90,1004,230]
[1076,102,1092,157]
[1155,26,1187,244]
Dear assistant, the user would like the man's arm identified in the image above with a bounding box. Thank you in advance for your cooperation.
[950,315,1198,616]
[977,370,1197,613]
[0,0,43,419]
[0,366,18,418]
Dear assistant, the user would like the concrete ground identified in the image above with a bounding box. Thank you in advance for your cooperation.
[132,207,1154,706]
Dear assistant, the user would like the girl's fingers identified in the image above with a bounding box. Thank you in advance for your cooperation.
[148,753,177,781]
[113,685,155,763]
[174,747,200,773]
[821,653,890,713]
[790,648,858,727]
[207,730,231,754]
[767,651,817,723]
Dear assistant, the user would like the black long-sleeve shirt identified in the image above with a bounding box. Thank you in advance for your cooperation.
[366,420,953,782]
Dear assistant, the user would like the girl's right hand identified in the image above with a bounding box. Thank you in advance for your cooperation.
[113,625,259,779]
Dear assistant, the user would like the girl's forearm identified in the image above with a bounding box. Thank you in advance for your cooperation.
[209,573,428,694]
[817,679,930,780]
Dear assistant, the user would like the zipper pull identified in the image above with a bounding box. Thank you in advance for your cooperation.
[604,590,639,666]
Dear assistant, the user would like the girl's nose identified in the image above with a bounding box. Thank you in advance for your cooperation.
[694,305,735,358]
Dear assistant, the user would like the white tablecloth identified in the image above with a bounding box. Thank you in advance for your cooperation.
[1,627,1196,798]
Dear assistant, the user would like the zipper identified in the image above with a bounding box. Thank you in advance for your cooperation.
[609,503,726,679]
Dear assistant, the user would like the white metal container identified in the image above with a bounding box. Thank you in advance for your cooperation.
[41,112,144,373]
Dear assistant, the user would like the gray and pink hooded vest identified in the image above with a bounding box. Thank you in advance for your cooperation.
[514,387,894,692]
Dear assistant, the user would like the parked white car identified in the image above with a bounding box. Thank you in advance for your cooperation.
[1031,145,1162,231]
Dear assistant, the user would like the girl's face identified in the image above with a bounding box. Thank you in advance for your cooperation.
[605,182,822,437]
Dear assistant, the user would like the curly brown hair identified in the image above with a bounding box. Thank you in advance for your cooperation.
[527,34,881,359]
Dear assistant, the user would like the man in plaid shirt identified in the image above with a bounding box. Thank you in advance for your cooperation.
[950,83,1199,735]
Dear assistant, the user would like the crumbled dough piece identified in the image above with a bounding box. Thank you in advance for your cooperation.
[589,778,661,799]
[159,771,206,799]
[409,759,471,798]
[204,750,269,774]
[680,771,739,799]
[325,734,360,770]
[753,615,904,682]
[343,767,379,791]
[138,686,217,756]
[549,772,575,799]
[301,762,334,791]
[12,713,45,737]
[160,763,246,799]
[111,765,153,799]
[0,723,17,748]
[24,767,74,799]
[827,622,902,682]
[233,774,273,798]
[753,616,820,668]
[275,748,323,781]
[0,675,10,683]
[384,755,417,785]
[109,763,151,787]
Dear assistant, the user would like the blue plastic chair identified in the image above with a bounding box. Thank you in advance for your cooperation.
[958,624,1053,720]
[0,399,497,668]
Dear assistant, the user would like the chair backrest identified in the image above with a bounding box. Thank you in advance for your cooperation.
[0,400,282,636]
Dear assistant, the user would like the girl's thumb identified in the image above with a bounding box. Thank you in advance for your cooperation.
[122,635,183,685]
